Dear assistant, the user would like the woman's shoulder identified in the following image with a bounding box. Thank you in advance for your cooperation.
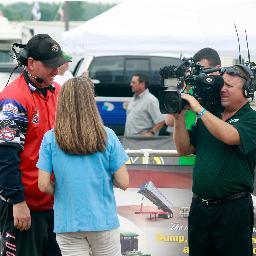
[104,126,116,137]
[43,129,55,143]
[104,126,120,144]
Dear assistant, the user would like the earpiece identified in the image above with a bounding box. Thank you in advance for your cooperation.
[17,48,29,66]
[11,43,29,67]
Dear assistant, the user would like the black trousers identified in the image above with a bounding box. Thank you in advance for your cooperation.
[188,195,254,256]
[0,200,61,256]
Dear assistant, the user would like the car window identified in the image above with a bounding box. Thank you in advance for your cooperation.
[88,55,182,85]
[89,56,124,83]
[125,58,149,82]
[86,55,182,97]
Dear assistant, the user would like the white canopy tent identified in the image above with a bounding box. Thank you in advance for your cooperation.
[62,0,256,60]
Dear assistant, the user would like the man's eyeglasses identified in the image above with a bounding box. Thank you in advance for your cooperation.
[221,67,248,81]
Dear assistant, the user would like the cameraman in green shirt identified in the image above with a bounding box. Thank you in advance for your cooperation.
[173,64,256,256]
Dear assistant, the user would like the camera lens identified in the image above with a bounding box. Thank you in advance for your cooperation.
[159,90,183,114]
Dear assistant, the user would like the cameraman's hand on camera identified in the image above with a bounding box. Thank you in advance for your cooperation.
[181,94,240,145]
[181,93,203,114]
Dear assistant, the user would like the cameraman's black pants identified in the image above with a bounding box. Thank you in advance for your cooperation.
[0,199,61,256]
[188,194,254,256]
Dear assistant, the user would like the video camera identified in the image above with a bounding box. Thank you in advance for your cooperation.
[159,57,224,114]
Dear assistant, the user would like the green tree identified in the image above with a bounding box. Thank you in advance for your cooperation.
[38,3,60,21]
[0,1,116,22]
[2,3,32,21]
[67,1,115,21]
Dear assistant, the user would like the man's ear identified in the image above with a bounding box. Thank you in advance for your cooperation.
[27,57,35,71]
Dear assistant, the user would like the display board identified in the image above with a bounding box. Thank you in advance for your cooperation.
[115,164,256,256]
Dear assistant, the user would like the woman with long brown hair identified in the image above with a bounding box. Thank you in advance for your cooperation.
[36,76,129,256]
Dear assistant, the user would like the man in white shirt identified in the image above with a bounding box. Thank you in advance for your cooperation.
[125,73,165,136]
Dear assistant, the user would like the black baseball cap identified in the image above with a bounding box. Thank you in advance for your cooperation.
[26,34,70,68]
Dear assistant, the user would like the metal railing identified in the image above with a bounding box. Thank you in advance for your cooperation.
[125,149,179,164]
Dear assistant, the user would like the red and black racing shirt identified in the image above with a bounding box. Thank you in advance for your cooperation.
[0,73,60,211]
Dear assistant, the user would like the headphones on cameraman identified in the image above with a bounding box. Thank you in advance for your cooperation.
[235,64,255,99]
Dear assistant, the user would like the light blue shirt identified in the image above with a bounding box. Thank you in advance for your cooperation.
[36,127,128,233]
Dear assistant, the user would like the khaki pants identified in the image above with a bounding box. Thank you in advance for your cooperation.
[56,228,121,256]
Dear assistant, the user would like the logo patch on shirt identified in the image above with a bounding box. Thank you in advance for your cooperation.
[228,118,239,124]
[0,127,16,142]
[2,103,18,115]
[32,109,39,124]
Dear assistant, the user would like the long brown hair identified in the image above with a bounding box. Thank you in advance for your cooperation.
[55,77,107,154]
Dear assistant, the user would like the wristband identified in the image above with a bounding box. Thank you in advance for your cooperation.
[197,108,206,119]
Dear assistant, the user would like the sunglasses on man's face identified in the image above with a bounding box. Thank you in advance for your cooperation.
[221,67,248,81]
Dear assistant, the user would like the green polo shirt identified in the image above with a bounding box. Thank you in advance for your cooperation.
[190,103,256,199]
[178,110,196,165]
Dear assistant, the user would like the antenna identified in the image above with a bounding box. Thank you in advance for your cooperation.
[245,29,251,63]
[234,23,242,64]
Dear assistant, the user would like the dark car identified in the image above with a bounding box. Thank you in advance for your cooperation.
[73,55,182,135]
[73,55,181,98]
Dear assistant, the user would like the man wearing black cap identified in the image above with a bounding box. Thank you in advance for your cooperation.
[0,34,70,256]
